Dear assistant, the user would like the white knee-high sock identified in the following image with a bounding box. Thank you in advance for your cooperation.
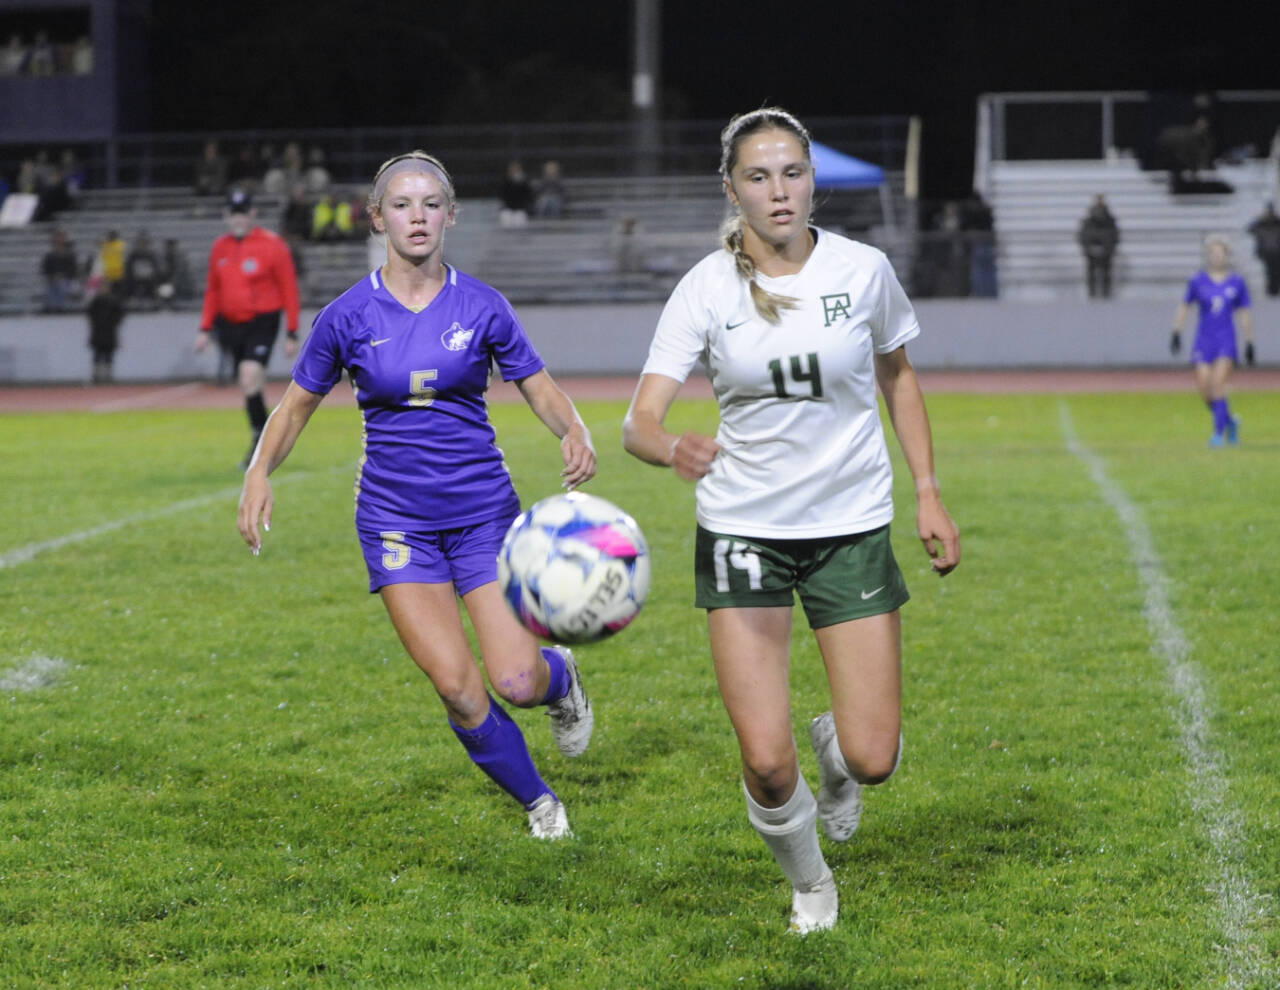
[743,774,830,892]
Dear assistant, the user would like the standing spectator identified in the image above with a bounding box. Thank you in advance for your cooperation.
[964,193,998,298]
[1170,234,1255,446]
[622,107,960,934]
[281,184,312,242]
[86,276,125,384]
[534,159,566,219]
[1077,194,1120,299]
[194,141,228,197]
[263,141,303,197]
[498,160,533,228]
[124,230,161,306]
[40,229,80,311]
[1246,202,1280,298]
[196,189,301,467]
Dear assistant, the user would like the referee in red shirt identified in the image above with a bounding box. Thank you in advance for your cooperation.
[196,188,301,468]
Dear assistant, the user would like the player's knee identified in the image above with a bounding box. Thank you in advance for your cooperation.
[742,754,798,805]
[491,668,541,709]
[846,735,902,786]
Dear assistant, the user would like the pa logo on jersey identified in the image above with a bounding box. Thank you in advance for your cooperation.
[241,257,259,274]
[442,322,475,351]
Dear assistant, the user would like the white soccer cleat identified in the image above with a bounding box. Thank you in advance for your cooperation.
[810,712,863,842]
[546,647,594,758]
[789,869,838,935]
[527,793,573,840]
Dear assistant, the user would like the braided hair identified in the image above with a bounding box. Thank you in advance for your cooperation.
[718,108,813,324]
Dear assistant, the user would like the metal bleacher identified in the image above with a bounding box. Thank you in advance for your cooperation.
[1,176,734,315]
[989,158,1276,301]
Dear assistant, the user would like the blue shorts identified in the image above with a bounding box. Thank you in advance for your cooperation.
[358,509,517,594]
[1190,332,1237,365]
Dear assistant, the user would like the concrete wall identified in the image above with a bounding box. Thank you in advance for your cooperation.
[3,298,1276,384]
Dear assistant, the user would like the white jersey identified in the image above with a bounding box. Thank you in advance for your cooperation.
[641,228,920,539]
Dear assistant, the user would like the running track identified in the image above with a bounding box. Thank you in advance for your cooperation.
[4,367,1280,413]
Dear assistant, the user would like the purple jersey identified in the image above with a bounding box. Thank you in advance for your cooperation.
[293,265,544,530]
[1184,270,1251,363]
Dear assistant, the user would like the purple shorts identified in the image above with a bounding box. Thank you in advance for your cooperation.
[358,509,518,594]
[1190,332,1237,365]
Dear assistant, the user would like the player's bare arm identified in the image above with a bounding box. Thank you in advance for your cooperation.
[874,347,960,574]
[237,382,324,552]
[515,369,596,489]
[623,372,720,480]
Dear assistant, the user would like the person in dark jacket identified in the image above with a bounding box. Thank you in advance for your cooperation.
[1077,194,1120,298]
[86,276,125,383]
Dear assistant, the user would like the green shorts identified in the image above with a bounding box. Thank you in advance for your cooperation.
[694,523,909,628]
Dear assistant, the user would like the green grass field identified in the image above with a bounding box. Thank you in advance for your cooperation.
[2,389,1279,989]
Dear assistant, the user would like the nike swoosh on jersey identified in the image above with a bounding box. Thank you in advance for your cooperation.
[725,318,748,330]
[860,586,885,600]
[370,338,392,347]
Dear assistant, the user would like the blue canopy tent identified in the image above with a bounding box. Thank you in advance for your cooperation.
[809,141,895,230]
[810,141,884,188]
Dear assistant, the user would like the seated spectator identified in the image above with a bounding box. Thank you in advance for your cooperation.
[534,159,566,219]
[0,33,26,75]
[40,229,80,312]
[282,184,312,241]
[157,238,195,305]
[498,160,533,227]
[70,35,92,74]
[311,191,354,241]
[194,141,228,197]
[59,149,86,203]
[226,145,261,191]
[346,186,369,240]
[304,147,332,196]
[263,141,303,196]
[124,230,161,305]
[25,30,55,76]
[97,230,127,291]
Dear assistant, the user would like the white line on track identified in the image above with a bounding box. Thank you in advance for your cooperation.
[1059,402,1270,990]
[90,382,207,413]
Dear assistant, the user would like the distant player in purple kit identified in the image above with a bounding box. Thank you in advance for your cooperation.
[1170,234,1256,446]
[237,151,597,839]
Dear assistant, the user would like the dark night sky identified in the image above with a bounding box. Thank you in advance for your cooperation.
[148,0,1277,199]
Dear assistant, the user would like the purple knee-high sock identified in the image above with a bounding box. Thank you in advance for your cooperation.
[451,696,552,809]
[541,646,571,704]
[1211,398,1230,434]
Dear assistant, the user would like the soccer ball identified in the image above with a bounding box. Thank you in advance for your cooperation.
[498,492,650,645]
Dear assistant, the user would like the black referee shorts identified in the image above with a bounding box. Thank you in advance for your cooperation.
[215,310,282,365]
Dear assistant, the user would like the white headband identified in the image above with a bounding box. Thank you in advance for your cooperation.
[372,158,454,207]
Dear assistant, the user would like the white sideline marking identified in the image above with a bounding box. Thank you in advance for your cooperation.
[0,655,71,692]
[0,466,341,570]
[90,383,206,413]
[0,487,243,569]
[1060,403,1270,989]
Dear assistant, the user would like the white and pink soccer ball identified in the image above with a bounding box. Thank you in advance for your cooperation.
[498,492,650,645]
